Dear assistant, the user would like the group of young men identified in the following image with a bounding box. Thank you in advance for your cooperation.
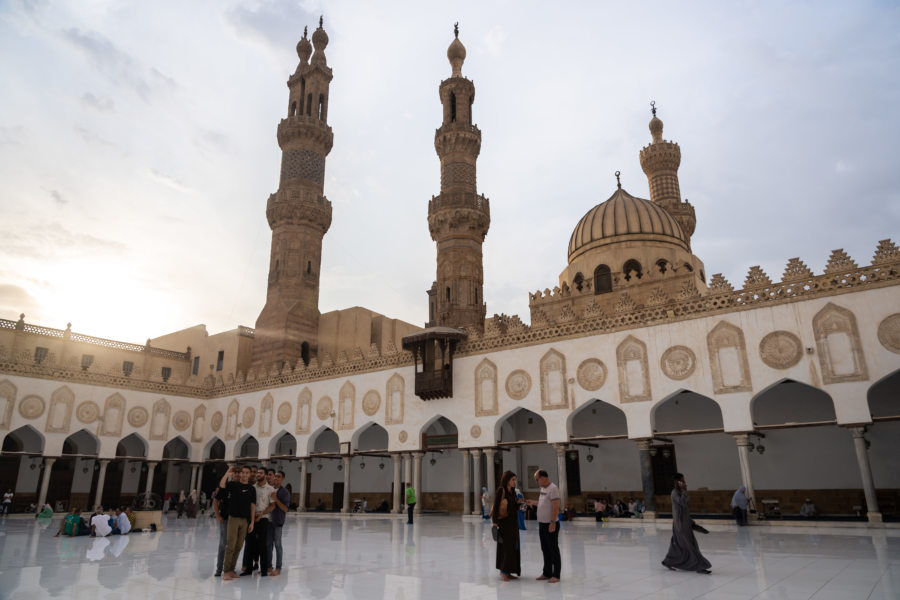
[214,465,290,581]
[54,505,134,537]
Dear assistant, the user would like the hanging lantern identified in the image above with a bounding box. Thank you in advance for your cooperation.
[360,461,366,470]
[649,447,657,457]
[662,448,671,459]
[379,462,385,470]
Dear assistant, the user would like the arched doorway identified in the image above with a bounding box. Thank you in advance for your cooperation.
[200,437,227,495]
[418,416,461,512]
[867,370,900,518]
[346,423,391,512]
[235,434,259,460]
[495,408,549,502]
[0,425,44,512]
[157,436,191,497]
[50,429,100,511]
[308,427,339,510]
[108,433,148,508]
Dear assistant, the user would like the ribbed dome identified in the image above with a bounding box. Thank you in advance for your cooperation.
[568,187,688,260]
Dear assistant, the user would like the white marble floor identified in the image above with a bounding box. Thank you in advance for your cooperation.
[0,514,897,600]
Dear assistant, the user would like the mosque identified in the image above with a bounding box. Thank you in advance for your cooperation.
[1,22,898,524]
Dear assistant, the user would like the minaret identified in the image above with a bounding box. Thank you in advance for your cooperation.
[252,19,333,371]
[427,24,490,332]
[639,102,696,244]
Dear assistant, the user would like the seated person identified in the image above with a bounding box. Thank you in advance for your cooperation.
[111,507,131,535]
[125,506,137,529]
[55,508,89,537]
[37,503,53,519]
[800,499,817,518]
[375,499,389,512]
[91,509,113,537]
[315,499,326,511]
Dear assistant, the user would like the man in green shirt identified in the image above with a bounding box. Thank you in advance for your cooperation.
[405,485,416,524]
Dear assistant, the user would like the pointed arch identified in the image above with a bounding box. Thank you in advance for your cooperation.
[1,424,44,453]
[259,393,274,437]
[707,320,752,393]
[566,398,628,438]
[338,381,355,430]
[617,336,651,403]
[149,398,171,441]
[385,373,404,425]
[46,385,74,433]
[868,369,900,419]
[162,435,191,460]
[651,389,724,433]
[0,378,16,429]
[191,404,207,443]
[62,428,99,455]
[234,433,259,459]
[420,415,458,449]
[813,302,868,383]
[352,422,389,452]
[100,393,125,437]
[750,379,836,427]
[494,407,547,444]
[225,399,239,441]
[116,432,147,458]
[204,437,225,460]
[307,425,339,455]
[296,387,312,434]
[269,430,297,457]
[540,348,569,409]
[474,358,498,416]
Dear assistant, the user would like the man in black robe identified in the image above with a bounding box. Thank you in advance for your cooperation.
[661,473,711,574]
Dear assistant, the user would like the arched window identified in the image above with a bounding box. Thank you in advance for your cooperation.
[683,263,694,272]
[593,265,612,294]
[446,286,451,301]
[468,96,473,125]
[317,94,325,120]
[301,342,310,366]
[290,101,297,116]
[306,93,312,116]
[656,259,668,274]
[450,92,457,123]
[623,260,643,281]
[573,272,584,292]
[299,77,306,114]
[307,261,311,274]
[700,270,706,283]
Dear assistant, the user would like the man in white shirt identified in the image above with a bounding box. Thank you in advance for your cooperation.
[2,489,12,516]
[112,507,131,534]
[91,510,112,537]
[533,469,561,583]
[241,466,275,576]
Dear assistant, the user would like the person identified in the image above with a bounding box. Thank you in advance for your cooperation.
[515,488,527,530]
[628,498,639,518]
[405,484,416,524]
[315,498,325,511]
[2,489,12,516]
[481,487,490,519]
[361,497,368,512]
[267,470,291,576]
[491,470,521,582]
[800,498,817,518]
[199,490,207,513]
[124,506,136,530]
[531,469,561,583]
[661,473,712,574]
[55,508,87,537]
[375,499,389,512]
[162,492,171,513]
[177,490,186,518]
[37,503,53,519]
[218,465,256,581]
[90,509,112,537]
[112,506,131,535]
[593,498,604,522]
[242,466,274,577]
[211,485,229,576]
[731,486,750,526]
[187,489,198,518]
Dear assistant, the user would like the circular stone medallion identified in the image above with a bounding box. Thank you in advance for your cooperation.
[172,410,191,431]
[505,370,532,400]
[18,395,45,419]
[316,396,333,420]
[576,359,607,391]
[277,402,292,425]
[362,390,381,416]
[759,331,803,369]
[877,313,900,353]
[660,346,697,380]
[210,411,224,432]
[398,430,408,443]
[127,406,149,428]
[242,407,256,429]
[75,401,100,424]
[470,425,482,439]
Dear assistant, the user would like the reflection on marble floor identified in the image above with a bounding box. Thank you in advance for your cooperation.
[0,514,898,599]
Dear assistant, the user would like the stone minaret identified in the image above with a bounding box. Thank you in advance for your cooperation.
[427,25,490,332]
[639,103,696,244]
[253,19,333,371]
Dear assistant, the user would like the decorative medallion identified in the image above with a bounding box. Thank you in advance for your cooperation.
[470,425,482,439]
[576,359,607,391]
[127,406,149,428]
[316,396,333,420]
[362,390,381,416]
[277,402,292,425]
[505,370,532,400]
[75,401,100,424]
[660,346,697,381]
[172,410,191,431]
[242,407,256,429]
[877,313,900,354]
[398,430,408,443]
[759,331,803,369]
[211,411,223,432]
[18,395,45,419]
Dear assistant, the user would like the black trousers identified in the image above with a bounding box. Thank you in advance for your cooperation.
[538,522,561,579]
[241,519,270,572]
[407,503,415,523]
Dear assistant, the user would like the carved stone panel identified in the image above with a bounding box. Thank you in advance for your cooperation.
[19,395,45,420]
[616,336,652,403]
[211,411,223,433]
[576,359,607,391]
[362,390,381,416]
[173,410,191,432]
[316,396,333,421]
[505,370,531,400]
[475,359,499,416]
[296,388,312,434]
[149,398,171,441]
[0,379,16,429]
[759,331,803,369]
[242,407,256,429]
[101,393,125,437]
[877,313,900,354]
[225,399,239,441]
[398,430,408,443]
[386,374,404,425]
[259,393,274,437]
[707,321,752,393]
[46,386,74,433]
[191,405,206,442]
[128,406,148,429]
[277,402,292,425]
[540,349,569,410]
[338,382,355,430]
[76,401,100,425]
[470,424,482,439]
[660,346,696,381]
[813,303,868,383]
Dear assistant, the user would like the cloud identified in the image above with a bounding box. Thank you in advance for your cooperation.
[224,1,317,55]
[0,284,37,311]
[483,26,507,57]
[150,169,191,194]
[49,189,66,205]
[0,126,25,146]
[0,222,127,260]
[80,92,115,113]
[73,125,116,149]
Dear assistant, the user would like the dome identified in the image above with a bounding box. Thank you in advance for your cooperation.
[567,187,688,261]
[447,37,466,76]
[296,30,312,63]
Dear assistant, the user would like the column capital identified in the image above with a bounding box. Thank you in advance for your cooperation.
[553,443,567,455]
[43,457,57,465]
[300,456,311,464]
[846,425,867,438]
[146,460,158,467]
[470,448,482,457]
[635,439,652,451]
[460,448,470,456]
[732,433,752,446]
[98,458,111,465]
[483,447,497,457]
[342,455,351,465]
[413,451,425,458]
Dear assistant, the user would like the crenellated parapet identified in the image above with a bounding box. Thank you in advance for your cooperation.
[265,191,332,232]
[276,115,333,153]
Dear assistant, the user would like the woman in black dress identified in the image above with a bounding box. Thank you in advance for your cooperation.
[662,473,712,574]
[491,470,521,581]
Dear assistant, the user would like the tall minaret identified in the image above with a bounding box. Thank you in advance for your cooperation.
[253,19,333,371]
[639,102,696,244]
[427,24,490,332]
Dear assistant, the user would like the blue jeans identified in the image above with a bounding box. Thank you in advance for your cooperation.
[216,519,227,574]
[267,523,283,569]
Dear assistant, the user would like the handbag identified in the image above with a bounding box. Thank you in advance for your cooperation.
[491,526,503,542]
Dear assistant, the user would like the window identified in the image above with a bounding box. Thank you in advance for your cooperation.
[299,77,306,114]
[122,361,134,377]
[33,346,48,364]
[593,265,612,294]
[301,342,310,366]
[623,259,643,281]
[573,272,584,292]
[290,101,297,116]
[683,263,694,272]
[161,367,172,382]
[450,92,457,122]
[306,93,312,116]
[307,260,311,274]
[656,260,668,274]
[81,354,94,371]
[192,356,200,375]
[216,351,224,372]
[446,286,451,301]
[317,94,325,120]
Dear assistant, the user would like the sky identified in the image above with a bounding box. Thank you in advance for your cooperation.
[1,0,898,345]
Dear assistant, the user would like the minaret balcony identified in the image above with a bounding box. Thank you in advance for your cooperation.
[278,116,334,150]
[428,192,490,215]
[266,192,332,231]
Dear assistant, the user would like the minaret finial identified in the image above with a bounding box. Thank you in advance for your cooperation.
[615,171,622,189]
[304,26,308,38]
[319,15,323,28]
[454,22,459,39]
[650,100,656,117]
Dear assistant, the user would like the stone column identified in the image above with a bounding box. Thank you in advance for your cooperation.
[484,448,497,499]
[636,439,656,518]
[196,463,205,494]
[555,444,568,511]
[413,452,423,515]
[93,459,110,510]
[144,461,157,497]
[732,433,757,513]
[189,463,199,492]
[392,454,402,513]
[471,449,482,515]
[298,458,310,511]
[461,450,471,515]
[848,426,882,522]
[341,456,351,514]
[37,457,56,508]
